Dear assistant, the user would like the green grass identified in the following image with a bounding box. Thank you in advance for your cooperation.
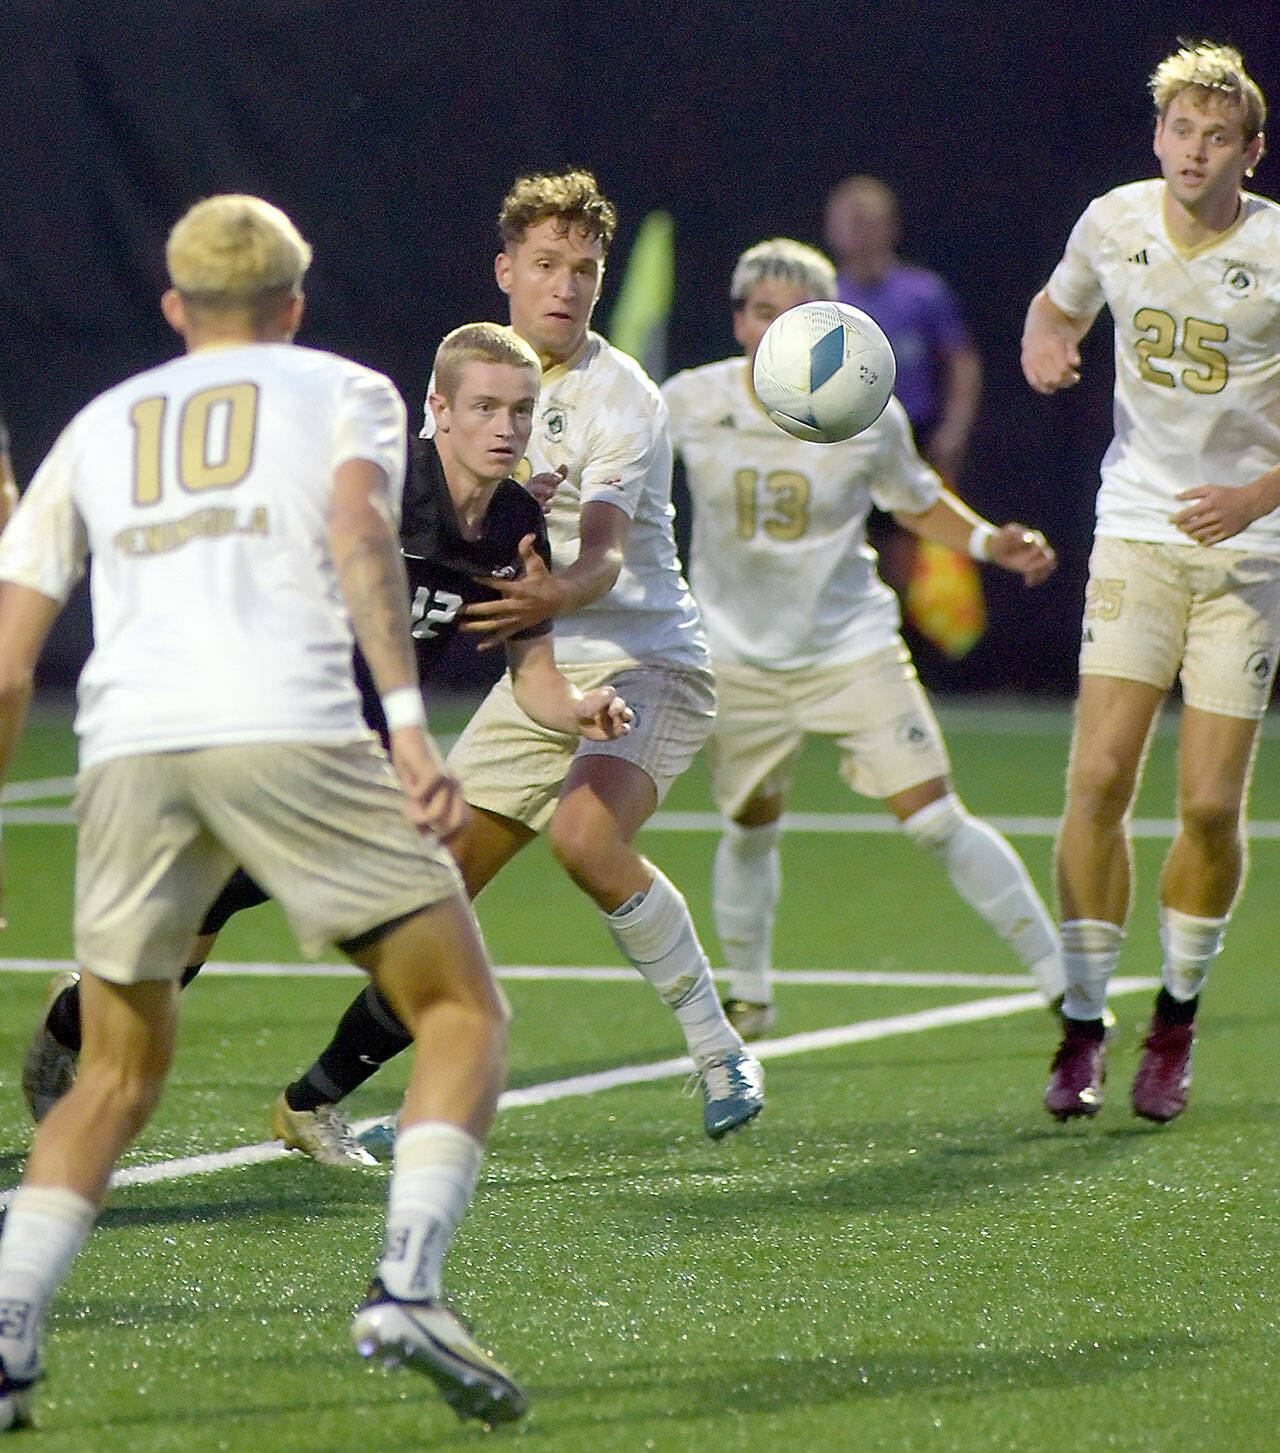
[3,696,1280,1450]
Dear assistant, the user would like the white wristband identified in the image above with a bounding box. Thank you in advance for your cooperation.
[968,523,996,561]
[381,686,427,732]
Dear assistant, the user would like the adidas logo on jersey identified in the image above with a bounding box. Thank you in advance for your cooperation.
[1127,249,1150,265]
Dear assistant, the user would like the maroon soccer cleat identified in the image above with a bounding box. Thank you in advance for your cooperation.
[1044,1018,1107,1120]
[1131,1018,1195,1123]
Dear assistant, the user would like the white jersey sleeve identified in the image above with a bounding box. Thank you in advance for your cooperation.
[0,425,90,603]
[1044,179,1280,552]
[664,358,934,670]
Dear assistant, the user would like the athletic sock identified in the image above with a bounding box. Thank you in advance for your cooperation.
[1154,986,1199,1026]
[1058,918,1124,1022]
[713,819,782,1005]
[901,794,1065,1001]
[605,867,742,1064]
[0,1186,96,1377]
[286,984,413,1113]
[377,1122,481,1302]
[1158,905,1226,1005]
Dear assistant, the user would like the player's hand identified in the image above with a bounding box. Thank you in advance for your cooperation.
[1170,484,1263,546]
[388,727,470,841]
[523,464,567,513]
[1021,335,1081,394]
[574,685,634,741]
[463,534,567,648]
[988,524,1056,586]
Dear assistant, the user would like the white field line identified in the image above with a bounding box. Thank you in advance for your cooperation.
[11,785,1280,841]
[0,968,1156,1209]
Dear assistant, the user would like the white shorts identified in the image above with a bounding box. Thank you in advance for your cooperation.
[74,739,461,983]
[1080,537,1280,719]
[706,643,950,818]
[447,660,716,831]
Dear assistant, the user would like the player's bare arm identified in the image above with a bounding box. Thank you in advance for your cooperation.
[894,490,1056,587]
[0,582,62,923]
[463,499,627,647]
[1021,289,1094,394]
[1171,464,1280,545]
[328,457,467,839]
[506,633,633,740]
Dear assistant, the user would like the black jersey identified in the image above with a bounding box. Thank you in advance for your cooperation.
[400,435,552,675]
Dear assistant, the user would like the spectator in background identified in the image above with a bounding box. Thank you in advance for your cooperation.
[824,175,986,659]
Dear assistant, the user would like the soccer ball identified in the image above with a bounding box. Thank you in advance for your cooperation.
[752,300,896,443]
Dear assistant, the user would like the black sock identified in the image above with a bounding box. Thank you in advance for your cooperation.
[49,960,206,1055]
[46,980,83,1053]
[285,984,413,1113]
[1155,987,1198,1025]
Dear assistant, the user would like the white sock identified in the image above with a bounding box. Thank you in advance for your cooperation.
[605,867,742,1063]
[901,794,1065,1001]
[378,1122,481,1302]
[1059,919,1124,1021]
[713,819,782,1005]
[1159,906,1227,1002]
[0,1185,96,1377]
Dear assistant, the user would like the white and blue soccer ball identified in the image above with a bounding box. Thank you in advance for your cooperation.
[752,300,896,443]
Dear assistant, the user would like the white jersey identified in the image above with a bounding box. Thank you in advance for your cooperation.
[0,342,407,769]
[662,358,940,670]
[515,332,707,669]
[1046,178,1280,552]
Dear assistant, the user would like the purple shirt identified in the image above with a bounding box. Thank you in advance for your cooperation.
[837,264,969,435]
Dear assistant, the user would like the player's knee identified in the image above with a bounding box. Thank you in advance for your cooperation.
[1177,794,1242,854]
[1067,749,1139,825]
[901,793,966,855]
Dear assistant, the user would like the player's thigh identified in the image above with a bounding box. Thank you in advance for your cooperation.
[570,663,715,805]
[705,659,806,819]
[819,645,951,800]
[1175,707,1264,821]
[1179,548,1280,719]
[446,669,581,832]
[1065,673,1164,806]
[186,739,462,958]
[349,892,506,1029]
[74,754,238,985]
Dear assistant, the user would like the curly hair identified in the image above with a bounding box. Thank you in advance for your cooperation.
[496,171,617,253]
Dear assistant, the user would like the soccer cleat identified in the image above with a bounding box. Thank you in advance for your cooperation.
[1131,1018,1195,1123]
[696,1048,764,1139]
[0,1354,40,1433]
[722,997,777,1041]
[352,1278,525,1425]
[355,1119,398,1162]
[270,1095,377,1166]
[22,971,81,1121]
[1044,1018,1107,1121]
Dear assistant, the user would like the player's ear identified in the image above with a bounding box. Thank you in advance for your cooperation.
[160,288,187,337]
[495,251,513,295]
[427,391,448,431]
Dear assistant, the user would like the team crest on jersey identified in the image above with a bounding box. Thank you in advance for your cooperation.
[1245,649,1273,686]
[1221,261,1258,297]
[542,405,567,439]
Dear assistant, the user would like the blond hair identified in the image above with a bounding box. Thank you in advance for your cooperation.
[497,170,617,253]
[166,195,312,309]
[1149,42,1266,142]
[731,238,837,304]
[433,322,541,401]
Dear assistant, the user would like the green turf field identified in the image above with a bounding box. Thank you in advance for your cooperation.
[3,695,1280,1451]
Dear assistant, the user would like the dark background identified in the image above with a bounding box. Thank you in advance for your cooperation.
[2,0,1275,696]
